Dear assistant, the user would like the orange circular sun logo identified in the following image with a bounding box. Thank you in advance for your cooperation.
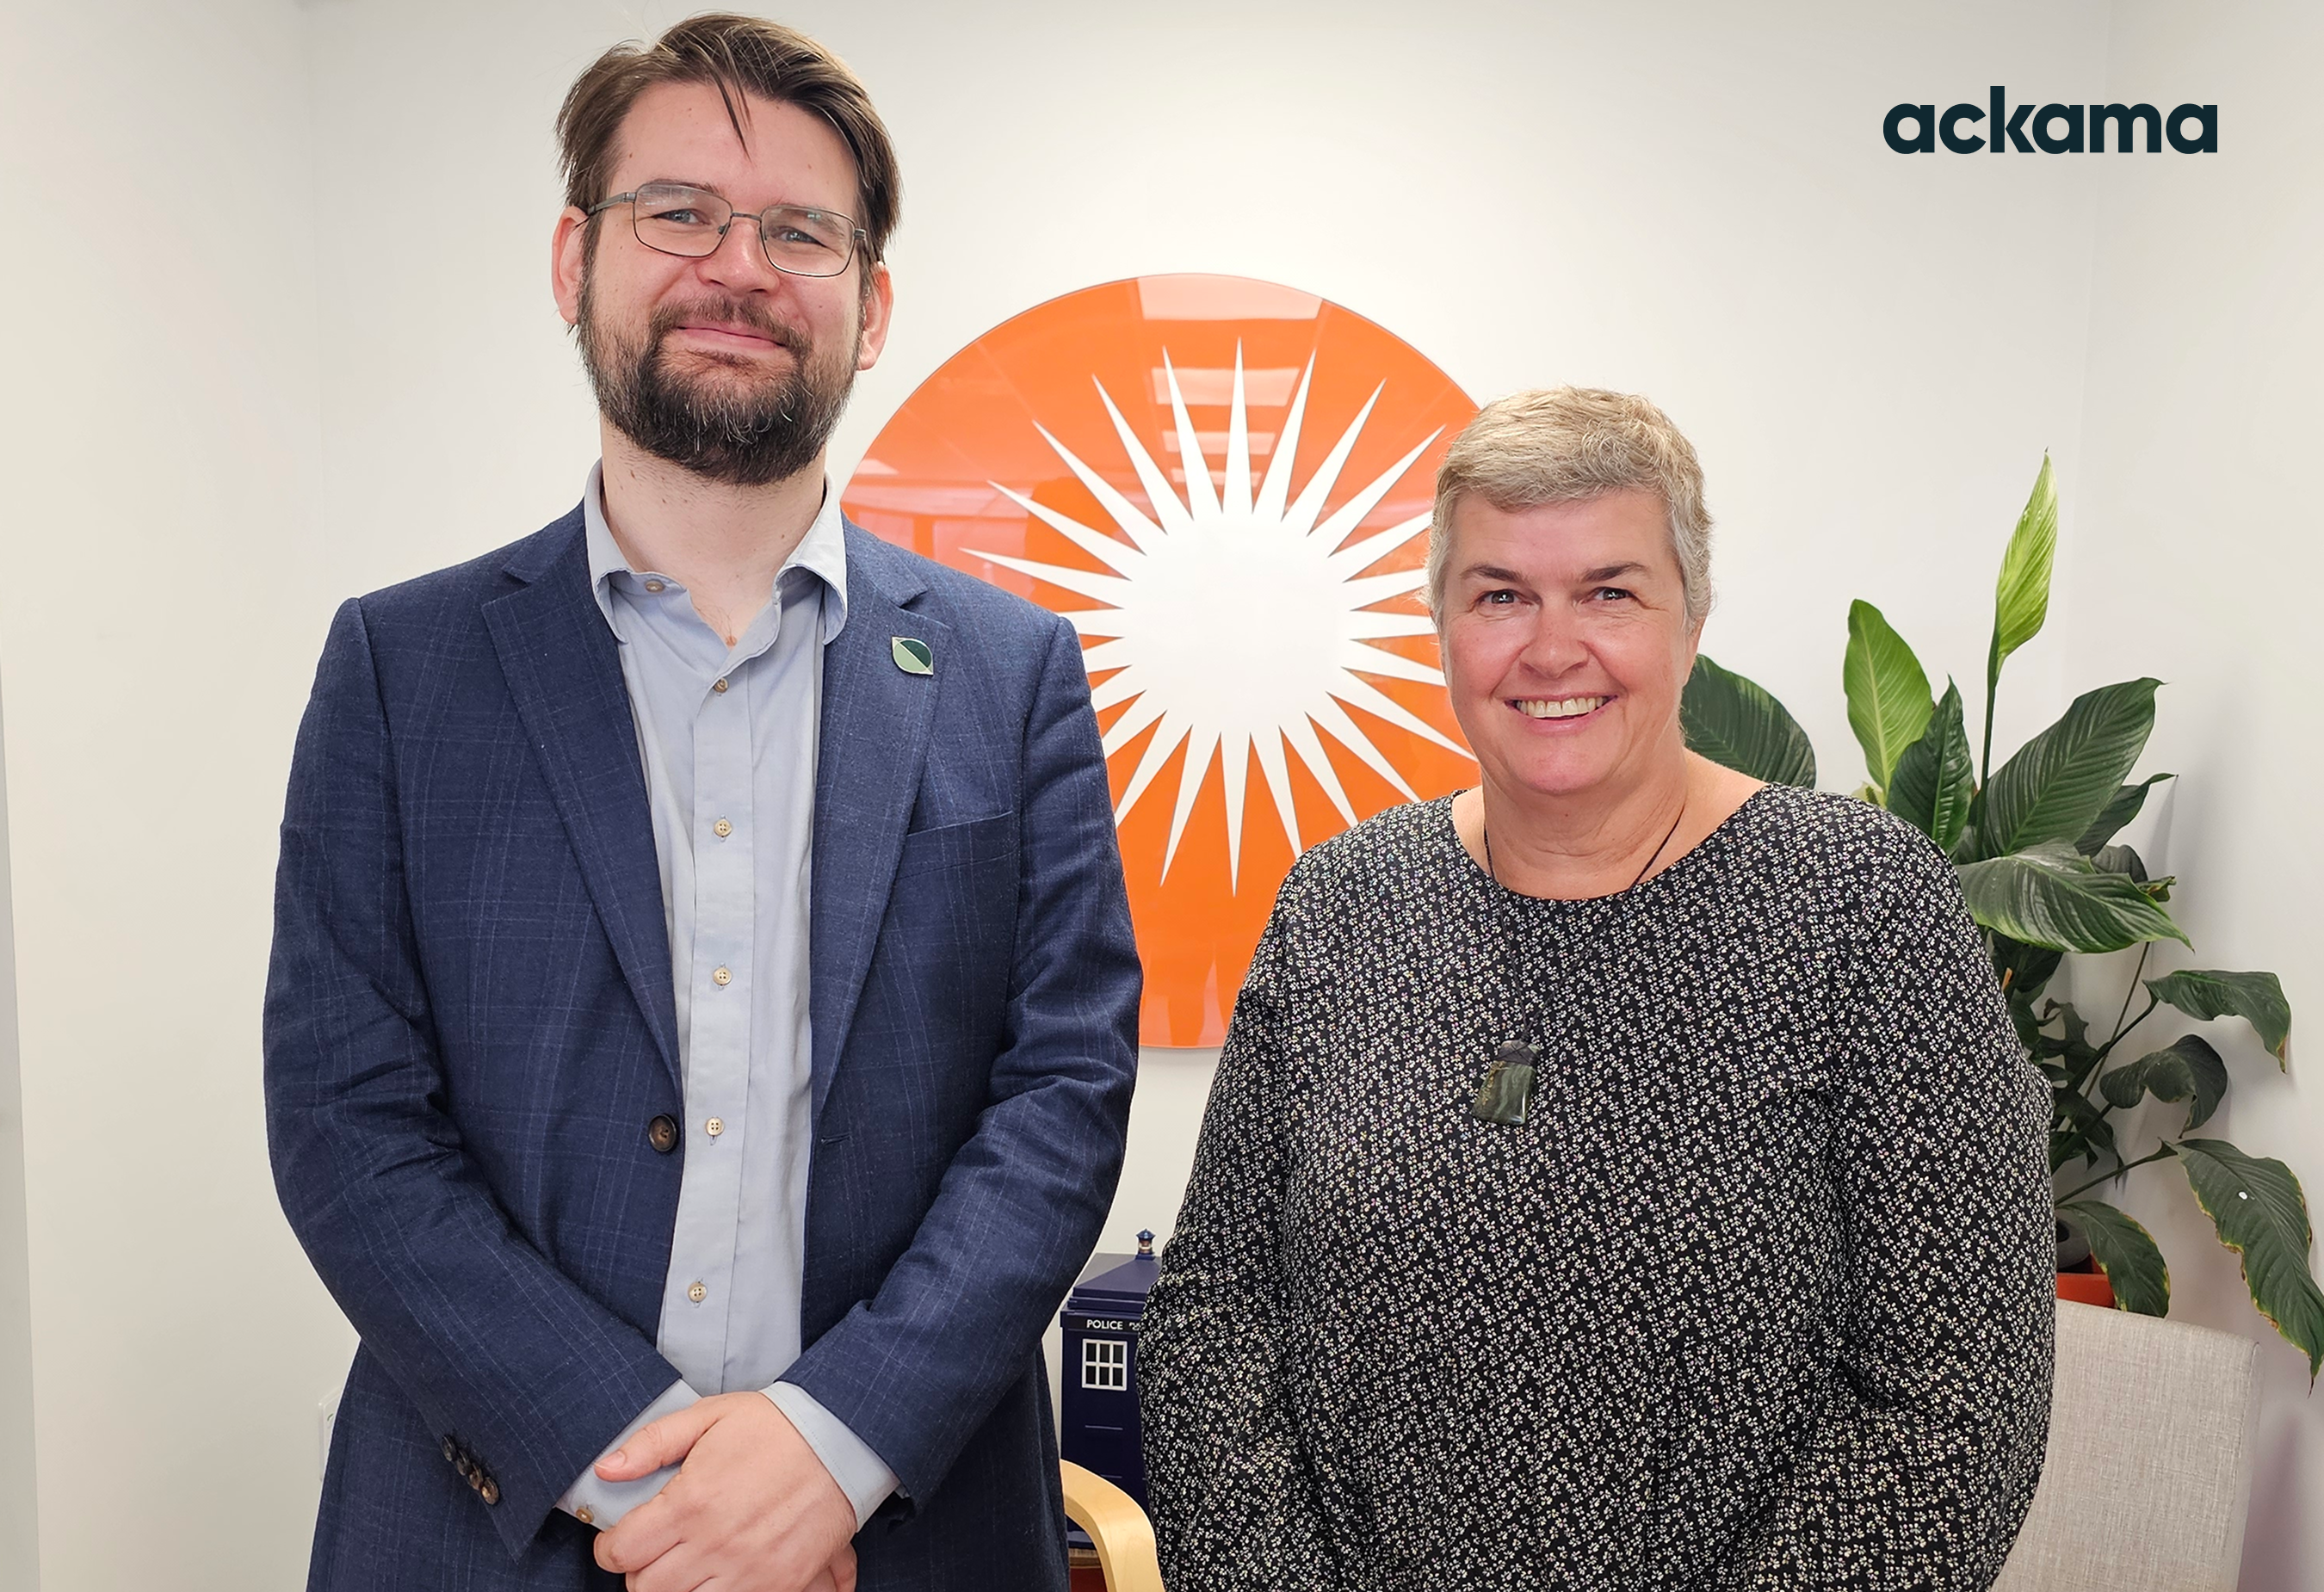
[844,275,1477,1046]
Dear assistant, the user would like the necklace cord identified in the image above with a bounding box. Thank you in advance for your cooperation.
[1480,790,1689,895]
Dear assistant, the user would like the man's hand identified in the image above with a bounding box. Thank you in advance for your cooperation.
[593,1391,860,1592]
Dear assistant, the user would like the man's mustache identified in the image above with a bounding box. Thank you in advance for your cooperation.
[649,298,807,352]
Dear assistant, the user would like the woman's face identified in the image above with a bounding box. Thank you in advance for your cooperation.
[1439,489,1700,805]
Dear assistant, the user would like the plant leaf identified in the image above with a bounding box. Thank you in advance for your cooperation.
[1979,679,2160,856]
[2059,1199,2171,1317]
[2076,774,2173,854]
[1843,600,1935,792]
[1681,655,1816,787]
[2098,1034,2228,1132]
[1993,934,2063,1003]
[2148,970,2293,1064]
[2173,1138,2324,1383]
[1984,454,2060,778]
[2090,843,2148,882]
[1888,679,1974,851]
[1956,842,2190,953]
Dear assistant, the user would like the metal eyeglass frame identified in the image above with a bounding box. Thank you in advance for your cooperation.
[586,183,866,279]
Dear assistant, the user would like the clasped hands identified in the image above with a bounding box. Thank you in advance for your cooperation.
[593,1391,860,1592]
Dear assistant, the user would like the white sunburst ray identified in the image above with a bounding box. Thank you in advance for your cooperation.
[1106,694,1184,804]
[1252,357,1316,525]
[1216,725,1256,886]
[1307,433,1442,558]
[1160,355,1221,523]
[986,484,1148,577]
[1326,509,1433,580]
[1040,414,1173,550]
[1250,728,1305,860]
[1336,567,1434,608]
[1221,349,1254,520]
[1326,672,1470,756]
[1279,384,1383,537]
[972,550,1134,608]
[1307,694,1425,802]
[1336,640,1448,687]
[1278,713,1361,830]
[1160,727,1222,878]
[1342,610,1437,641]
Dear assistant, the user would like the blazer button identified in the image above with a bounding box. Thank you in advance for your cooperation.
[647,1115,679,1154]
[442,1437,457,1466]
[480,1478,501,1506]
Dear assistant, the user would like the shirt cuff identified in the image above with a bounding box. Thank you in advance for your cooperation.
[556,1379,697,1529]
[764,1380,899,1528]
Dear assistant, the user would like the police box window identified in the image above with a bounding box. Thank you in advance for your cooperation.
[1885,89,2216,154]
[1082,1336,1128,1391]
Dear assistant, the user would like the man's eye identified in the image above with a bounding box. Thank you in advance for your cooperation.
[1480,589,1519,607]
[1591,587,1634,602]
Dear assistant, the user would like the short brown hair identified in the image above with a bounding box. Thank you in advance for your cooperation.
[556,13,902,268]
[1428,386,1713,626]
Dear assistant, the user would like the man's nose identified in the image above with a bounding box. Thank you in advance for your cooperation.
[697,214,782,288]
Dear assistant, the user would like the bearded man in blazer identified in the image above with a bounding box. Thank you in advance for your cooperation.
[263,16,1140,1592]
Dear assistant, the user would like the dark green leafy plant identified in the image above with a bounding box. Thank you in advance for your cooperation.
[1678,458,2324,1381]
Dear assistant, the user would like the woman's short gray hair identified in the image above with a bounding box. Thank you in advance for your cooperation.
[1427,387,1713,626]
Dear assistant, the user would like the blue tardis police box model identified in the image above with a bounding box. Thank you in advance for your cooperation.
[1059,1229,1159,1522]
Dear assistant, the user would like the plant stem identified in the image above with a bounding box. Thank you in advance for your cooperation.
[2106,943,2154,1049]
[2058,1146,2173,1204]
[2095,995,2160,1065]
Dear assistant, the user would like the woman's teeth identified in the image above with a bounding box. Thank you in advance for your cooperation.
[1514,696,1607,719]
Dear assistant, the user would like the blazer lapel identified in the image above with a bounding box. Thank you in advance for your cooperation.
[811,527,943,1120]
[484,517,680,1083]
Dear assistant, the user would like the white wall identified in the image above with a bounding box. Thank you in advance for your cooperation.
[0,3,338,1589]
[0,1,2314,1587]
[0,688,41,1588]
[2061,4,2324,1585]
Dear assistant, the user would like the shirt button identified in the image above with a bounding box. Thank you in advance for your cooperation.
[714,818,732,838]
[713,966,732,986]
[644,579,665,593]
[712,677,730,694]
[575,1505,595,1526]
[705,1117,725,1138]
[688,1281,707,1304]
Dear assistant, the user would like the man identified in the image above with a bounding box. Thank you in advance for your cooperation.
[264,15,1140,1591]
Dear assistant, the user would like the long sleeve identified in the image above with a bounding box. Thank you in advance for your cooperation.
[776,612,1142,1509]
[264,599,684,1557]
[1137,874,1343,1592]
[1725,844,2055,1589]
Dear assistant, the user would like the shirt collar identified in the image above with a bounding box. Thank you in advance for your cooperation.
[582,461,850,644]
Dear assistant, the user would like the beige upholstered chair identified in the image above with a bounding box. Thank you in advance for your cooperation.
[1994,1299,2261,1591]
[1061,1461,1165,1592]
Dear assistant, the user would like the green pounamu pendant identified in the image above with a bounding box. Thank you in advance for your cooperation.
[1470,1040,1540,1126]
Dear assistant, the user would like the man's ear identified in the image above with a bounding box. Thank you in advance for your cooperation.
[855,260,895,373]
[552,207,590,327]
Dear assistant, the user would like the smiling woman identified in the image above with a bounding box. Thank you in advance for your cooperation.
[1137,387,2061,1589]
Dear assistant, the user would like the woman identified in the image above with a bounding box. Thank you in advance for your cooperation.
[1138,389,2054,1589]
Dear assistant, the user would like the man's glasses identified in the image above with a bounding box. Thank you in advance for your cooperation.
[587,182,863,279]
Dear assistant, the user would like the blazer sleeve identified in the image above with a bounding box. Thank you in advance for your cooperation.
[777,612,1141,1510]
[1135,871,1343,1592]
[1725,842,2055,1590]
[263,599,683,1558]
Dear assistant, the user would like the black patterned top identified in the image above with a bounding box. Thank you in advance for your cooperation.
[1138,787,2054,1590]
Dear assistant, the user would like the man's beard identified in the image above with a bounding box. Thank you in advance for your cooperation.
[577,276,858,488]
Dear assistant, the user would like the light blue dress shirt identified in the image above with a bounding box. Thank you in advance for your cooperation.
[555,466,900,1530]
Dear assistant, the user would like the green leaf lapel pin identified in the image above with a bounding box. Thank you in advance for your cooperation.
[891,636,934,676]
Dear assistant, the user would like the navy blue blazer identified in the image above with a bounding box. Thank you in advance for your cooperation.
[264,508,1141,1591]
